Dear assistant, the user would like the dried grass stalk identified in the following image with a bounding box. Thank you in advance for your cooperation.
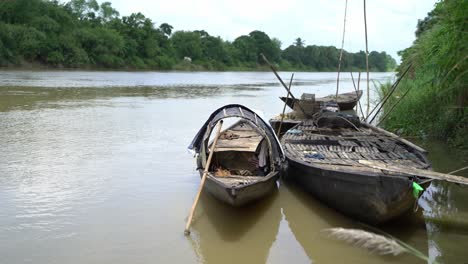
[323,228,407,256]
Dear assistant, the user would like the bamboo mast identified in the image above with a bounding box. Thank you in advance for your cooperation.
[364,0,370,118]
[335,0,348,100]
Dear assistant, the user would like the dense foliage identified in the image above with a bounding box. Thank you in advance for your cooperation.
[379,0,467,148]
[0,0,396,71]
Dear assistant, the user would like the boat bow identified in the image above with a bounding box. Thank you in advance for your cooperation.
[188,104,284,164]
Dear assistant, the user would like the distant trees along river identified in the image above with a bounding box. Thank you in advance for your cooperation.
[0,0,396,71]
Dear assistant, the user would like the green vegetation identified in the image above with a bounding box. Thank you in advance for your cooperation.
[378,0,467,149]
[0,0,396,71]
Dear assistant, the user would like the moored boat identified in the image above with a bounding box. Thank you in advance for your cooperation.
[280,90,363,111]
[271,90,362,137]
[281,111,432,224]
[188,104,285,206]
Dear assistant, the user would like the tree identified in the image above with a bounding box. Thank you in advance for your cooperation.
[232,35,257,63]
[159,23,173,37]
[99,2,119,23]
[294,37,305,47]
[68,0,99,20]
[282,45,303,65]
[171,31,202,60]
[248,30,280,63]
[0,0,396,71]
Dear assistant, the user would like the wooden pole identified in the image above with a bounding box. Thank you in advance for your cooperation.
[363,0,370,118]
[260,53,310,118]
[350,72,365,118]
[277,73,295,136]
[448,166,468,175]
[184,120,224,235]
[357,72,363,120]
[336,0,348,100]
[376,84,413,126]
[358,160,468,185]
[367,65,412,123]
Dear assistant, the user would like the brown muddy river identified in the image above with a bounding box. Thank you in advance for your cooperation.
[0,71,467,263]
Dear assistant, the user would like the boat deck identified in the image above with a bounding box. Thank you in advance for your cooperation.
[209,174,265,186]
[282,120,428,169]
[215,129,263,152]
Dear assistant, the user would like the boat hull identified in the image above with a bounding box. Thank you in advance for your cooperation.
[286,158,418,224]
[200,171,279,207]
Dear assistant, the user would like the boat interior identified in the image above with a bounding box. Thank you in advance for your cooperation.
[282,118,430,170]
[206,120,274,186]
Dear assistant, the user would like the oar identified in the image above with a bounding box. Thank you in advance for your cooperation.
[184,120,224,235]
[358,160,468,185]
[277,73,294,137]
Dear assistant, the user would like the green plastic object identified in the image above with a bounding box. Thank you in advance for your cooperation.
[412,182,424,198]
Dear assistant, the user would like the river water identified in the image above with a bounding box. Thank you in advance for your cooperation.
[0,71,467,264]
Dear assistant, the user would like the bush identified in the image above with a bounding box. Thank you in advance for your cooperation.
[379,1,468,149]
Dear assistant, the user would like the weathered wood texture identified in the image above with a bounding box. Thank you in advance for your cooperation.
[281,118,434,224]
[282,121,429,171]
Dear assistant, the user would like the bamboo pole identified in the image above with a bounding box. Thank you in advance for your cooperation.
[358,160,468,185]
[336,0,348,100]
[448,166,468,175]
[260,53,310,118]
[363,0,370,118]
[277,73,295,136]
[357,71,361,91]
[376,84,413,126]
[350,72,365,118]
[184,120,224,235]
[367,65,412,123]
[358,72,364,121]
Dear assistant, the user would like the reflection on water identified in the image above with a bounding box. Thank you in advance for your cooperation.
[278,184,428,264]
[189,190,280,264]
[417,141,468,263]
[1,70,467,263]
[0,71,372,88]
[0,85,265,112]
[420,182,468,263]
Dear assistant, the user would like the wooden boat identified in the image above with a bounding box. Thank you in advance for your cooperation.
[271,91,361,137]
[281,111,432,224]
[188,104,285,206]
[280,90,363,111]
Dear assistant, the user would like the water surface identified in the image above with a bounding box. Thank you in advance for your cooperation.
[1,71,467,263]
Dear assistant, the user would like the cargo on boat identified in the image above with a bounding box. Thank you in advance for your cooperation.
[271,91,362,136]
[280,90,363,112]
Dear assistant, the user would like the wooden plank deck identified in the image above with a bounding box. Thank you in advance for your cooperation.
[282,122,429,170]
[213,122,264,152]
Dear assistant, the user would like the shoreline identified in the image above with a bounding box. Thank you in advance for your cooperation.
[0,66,394,73]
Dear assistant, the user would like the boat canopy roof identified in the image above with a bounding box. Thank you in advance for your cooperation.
[188,104,284,160]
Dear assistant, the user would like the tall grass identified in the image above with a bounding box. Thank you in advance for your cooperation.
[378,0,467,149]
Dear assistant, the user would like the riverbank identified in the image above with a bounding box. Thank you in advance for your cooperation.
[0,61,391,73]
[376,1,467,151]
